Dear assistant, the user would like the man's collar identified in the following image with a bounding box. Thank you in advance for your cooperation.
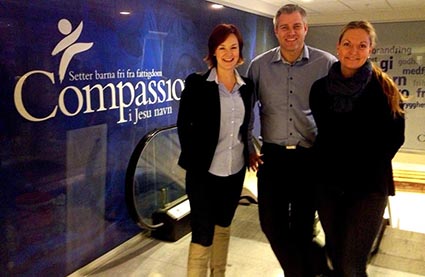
[272,45,309,65]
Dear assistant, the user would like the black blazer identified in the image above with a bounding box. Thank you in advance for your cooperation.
[177,69,253,172]
[310,74,405,196]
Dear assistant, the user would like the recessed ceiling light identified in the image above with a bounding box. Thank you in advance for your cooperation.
[120,11,131,15]
[211,4,224,9]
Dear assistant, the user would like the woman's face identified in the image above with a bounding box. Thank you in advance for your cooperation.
[215,33,240,72]
[337,28,373,77]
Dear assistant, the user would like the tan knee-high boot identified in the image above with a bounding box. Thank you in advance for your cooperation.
[187,242,211,277]
[210,225,231,277]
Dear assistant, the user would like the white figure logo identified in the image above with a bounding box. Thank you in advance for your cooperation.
[51,19,93,83]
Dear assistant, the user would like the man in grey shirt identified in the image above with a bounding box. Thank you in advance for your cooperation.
[247,4,336,277]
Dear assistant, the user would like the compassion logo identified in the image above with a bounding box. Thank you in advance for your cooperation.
[14,19,183,124]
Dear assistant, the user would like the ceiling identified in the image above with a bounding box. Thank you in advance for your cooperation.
[208,0,425,25]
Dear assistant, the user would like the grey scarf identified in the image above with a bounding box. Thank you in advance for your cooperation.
[327,60,373,112]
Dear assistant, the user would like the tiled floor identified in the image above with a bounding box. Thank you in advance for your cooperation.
[69,190,425,277]
[72,232,280,277]
[70,151,425,277]
[70,223,424,277]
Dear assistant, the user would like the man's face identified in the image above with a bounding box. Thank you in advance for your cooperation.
[274,12,308,56]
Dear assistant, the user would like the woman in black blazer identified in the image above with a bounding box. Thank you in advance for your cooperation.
[177,24,253,277]
[309,21,405,276]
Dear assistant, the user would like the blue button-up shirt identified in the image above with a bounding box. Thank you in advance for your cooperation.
[247,45,336,150]
[207,68,246,176]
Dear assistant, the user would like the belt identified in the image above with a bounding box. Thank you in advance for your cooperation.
[262,143,311,157]
[263,142,308,151]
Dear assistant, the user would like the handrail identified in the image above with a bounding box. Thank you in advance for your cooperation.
[125,126,262,231]
[125,125,179,230]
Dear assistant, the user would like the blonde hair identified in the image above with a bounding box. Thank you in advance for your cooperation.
[339,21,405,117]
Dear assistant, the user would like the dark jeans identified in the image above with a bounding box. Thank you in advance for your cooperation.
[186,167,245,246]
[318,190,388,277]
[257,143,317,277]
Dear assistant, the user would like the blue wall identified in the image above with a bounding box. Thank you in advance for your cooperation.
[0,1,275,275]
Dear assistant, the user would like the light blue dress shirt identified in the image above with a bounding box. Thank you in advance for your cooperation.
[207,68,246,177]
[247,45,337,150]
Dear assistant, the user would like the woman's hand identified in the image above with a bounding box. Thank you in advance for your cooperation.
[249,152,263,172]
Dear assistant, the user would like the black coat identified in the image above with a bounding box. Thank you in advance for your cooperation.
[177,70,253,172]
[310,73,405,196]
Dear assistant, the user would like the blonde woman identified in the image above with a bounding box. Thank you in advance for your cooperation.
[310,20,405,276]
